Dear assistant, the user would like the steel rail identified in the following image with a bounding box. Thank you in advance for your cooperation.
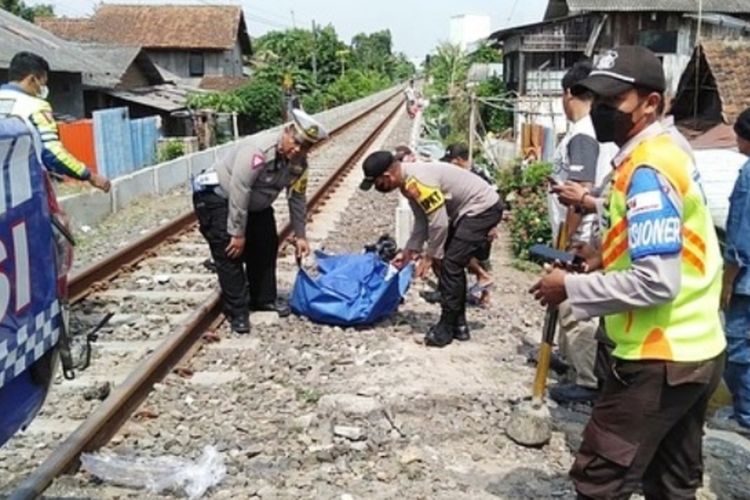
[10,93,403,500]
[68,88,403,303]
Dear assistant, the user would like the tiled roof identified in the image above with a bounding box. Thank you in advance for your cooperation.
[37,4,250,51]
[702,40,750,123]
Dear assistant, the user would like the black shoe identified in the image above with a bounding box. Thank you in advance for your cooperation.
[420,290,442,304]
[549,383,598,404]
[424,312,456,348]
[549,353,569,375]
[203,258,217,273]
[251,299,291,318]
[454,312,470,341]
[230,316,250,334]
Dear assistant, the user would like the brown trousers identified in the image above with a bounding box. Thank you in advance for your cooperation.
[571,352,725,500]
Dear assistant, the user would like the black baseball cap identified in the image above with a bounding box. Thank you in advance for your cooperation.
[574,45,666,98]
[360,150,395,190]
[440,143,469,162]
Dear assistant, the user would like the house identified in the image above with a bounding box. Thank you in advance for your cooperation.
[37,4,252,87]
[491,0,750,96]
[0,8,110,118]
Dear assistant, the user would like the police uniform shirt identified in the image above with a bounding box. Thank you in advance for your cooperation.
[214,134,308,238]
[401,161,500,259]
[565,121,691,321]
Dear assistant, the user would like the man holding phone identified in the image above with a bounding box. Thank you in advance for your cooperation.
[547,60,617,404]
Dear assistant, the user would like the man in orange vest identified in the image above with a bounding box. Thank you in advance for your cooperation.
[532,46,725,499]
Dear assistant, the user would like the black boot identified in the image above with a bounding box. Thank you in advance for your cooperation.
[250,298,291,318]
[454,311,470,341]
[230,315,250,334]
[425,311,457,347]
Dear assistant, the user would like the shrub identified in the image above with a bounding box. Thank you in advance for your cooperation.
[498,161,553,260]
[158,139,185,163]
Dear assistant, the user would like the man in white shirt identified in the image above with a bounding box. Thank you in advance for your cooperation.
[547,60,617,404]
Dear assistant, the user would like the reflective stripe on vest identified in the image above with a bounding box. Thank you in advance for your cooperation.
[601,133,725,362]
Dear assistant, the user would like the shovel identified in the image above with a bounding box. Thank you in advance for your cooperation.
[505,223,566,447]
[505,304,558,447]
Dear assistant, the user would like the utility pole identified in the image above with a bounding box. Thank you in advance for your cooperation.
[311,19,318,85]
[290,10,296,28]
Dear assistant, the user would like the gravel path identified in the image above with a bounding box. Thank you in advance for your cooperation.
[6,109,750,499]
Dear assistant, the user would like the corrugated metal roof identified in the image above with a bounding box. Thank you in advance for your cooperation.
[565,0,750,13]
[105,84,199,112]
[38,4,251,51]
[0,8,105,74]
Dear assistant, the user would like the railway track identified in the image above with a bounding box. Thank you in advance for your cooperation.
[5,89,404,499]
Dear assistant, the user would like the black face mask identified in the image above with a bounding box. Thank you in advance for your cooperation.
[590,103,636,145]
[374,183,391,193]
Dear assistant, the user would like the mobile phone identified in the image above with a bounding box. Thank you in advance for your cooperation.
[547,176,560,186]
[529,244,585,270]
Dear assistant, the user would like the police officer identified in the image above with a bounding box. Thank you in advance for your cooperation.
[0,51,110,192]
[193,109,328,333]
[360,151,503,347]
[532,46,725,499]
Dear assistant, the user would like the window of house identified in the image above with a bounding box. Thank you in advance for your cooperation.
[638,30,678,54]
[189,52,205,76]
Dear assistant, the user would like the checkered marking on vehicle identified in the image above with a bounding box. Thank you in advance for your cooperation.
[0,300,60,388]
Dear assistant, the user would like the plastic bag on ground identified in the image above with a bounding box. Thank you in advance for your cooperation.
[80,445,226,499]
[290,250,413,326]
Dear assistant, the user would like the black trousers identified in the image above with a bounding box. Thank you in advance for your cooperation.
[193,191,278,319]
[571,351,725,500]
[439,203,503,318]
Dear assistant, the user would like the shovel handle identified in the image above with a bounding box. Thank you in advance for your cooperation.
[531,305,559,400]
[532,341,552,400]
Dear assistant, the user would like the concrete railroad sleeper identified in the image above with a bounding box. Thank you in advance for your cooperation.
[9,90,404,500]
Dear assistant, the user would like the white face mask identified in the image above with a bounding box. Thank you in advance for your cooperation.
[38,85,49,100]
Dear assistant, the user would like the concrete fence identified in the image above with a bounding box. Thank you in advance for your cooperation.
[60,85,403,230]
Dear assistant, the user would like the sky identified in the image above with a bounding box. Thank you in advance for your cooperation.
[26,0,549,60]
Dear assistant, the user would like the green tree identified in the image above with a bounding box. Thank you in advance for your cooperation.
[351,30,393,73]
[1,0,54,21]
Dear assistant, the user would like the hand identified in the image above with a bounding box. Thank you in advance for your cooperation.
[551,181,587,207]
[89,173,111,193]
[392,249,417,269]
[721,283,733,311]
[225,236,245,259]
[569,242,602,272]
[415,254,433,279]
[294,238,310,259]
[529,265,568,307]
[487,227,499,241]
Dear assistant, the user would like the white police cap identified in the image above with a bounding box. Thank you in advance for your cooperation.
[291,108,329,144]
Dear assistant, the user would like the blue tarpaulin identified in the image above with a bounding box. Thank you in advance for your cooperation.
[290,251,413,326]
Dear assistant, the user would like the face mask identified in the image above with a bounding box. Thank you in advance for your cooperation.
[590,102,637,145]
[38,85,49,100]
[374,180,391,193]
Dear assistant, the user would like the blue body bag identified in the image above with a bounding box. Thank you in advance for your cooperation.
[290,251,413,326]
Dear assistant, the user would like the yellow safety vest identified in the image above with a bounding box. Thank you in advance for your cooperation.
[601,133,725,362]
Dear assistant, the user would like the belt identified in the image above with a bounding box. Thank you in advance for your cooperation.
[191,169,221,194]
